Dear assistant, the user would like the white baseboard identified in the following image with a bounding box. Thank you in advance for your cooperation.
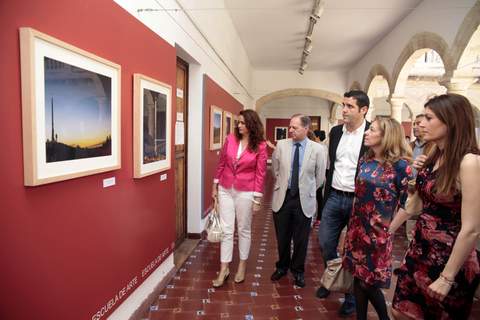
[107,254,175,320]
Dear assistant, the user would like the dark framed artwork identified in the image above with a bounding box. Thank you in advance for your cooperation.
[133,74,172,178]
[274,126,288,141]
[223,111,233,139]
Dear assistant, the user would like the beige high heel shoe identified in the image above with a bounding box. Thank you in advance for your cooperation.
[212,268,230,288]
[234,260,246,283]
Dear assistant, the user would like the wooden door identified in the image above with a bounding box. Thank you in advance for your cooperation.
[175,58,188,247]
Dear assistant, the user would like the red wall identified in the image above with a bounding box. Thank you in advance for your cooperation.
[402,121,413,138]
[203,75,243,215]
[0,1,177,319]
[265,118,291,157]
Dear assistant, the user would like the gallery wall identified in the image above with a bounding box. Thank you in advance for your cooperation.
[0,0,177,319]
[265,118,291,157]
[203,75,244,215]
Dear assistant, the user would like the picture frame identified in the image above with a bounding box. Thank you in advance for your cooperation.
[19,27,121,186]
[210,105,223,150]
[274,126,288,141]
[133,74,172,178]
[223,111,233,139]
[233,114,239,131]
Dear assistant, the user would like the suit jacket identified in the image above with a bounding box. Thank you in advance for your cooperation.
[324,121,370,200]
[214,134,268,195]
[271,138,327,217]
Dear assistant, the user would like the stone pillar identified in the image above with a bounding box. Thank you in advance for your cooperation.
[389,96,405,123]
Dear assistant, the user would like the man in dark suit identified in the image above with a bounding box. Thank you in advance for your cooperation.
[316,90,370,317]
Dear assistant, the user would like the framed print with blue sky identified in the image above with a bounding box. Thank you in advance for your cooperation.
[19,27,121,186]
[210,105,223,150]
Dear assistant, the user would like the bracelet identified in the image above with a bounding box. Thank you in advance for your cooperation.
[252,199,261,205]
[439,273,455,286]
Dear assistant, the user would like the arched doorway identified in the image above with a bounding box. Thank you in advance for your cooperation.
[365,64,392,121]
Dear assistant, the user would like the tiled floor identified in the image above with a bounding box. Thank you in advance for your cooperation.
[146,172,480,320]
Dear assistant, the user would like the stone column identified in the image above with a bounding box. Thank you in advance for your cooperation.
[389,96,405,123]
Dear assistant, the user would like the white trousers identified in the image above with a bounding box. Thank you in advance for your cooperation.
[218,186,254,263]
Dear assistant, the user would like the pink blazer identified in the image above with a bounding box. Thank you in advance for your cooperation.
[214,134,268,195]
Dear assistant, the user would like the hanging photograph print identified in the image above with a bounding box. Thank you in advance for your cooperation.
[210,105,223,150]
[19,27,121,186]
[133,74,172,178]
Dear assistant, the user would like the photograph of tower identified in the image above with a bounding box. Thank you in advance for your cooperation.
[20,27,121,186]
[44,56,112,163]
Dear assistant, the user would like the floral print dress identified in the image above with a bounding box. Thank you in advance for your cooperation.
[392,165,480,320]
[343,158,412,288]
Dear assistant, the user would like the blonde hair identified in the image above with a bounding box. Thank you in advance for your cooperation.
[365,116,412,164]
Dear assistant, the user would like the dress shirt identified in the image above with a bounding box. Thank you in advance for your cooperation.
[332,120,366,192]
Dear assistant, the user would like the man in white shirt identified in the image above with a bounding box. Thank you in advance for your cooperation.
[316,91,370,317]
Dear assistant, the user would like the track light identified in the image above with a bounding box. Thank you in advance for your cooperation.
[300,0,324,75]
[304,43,313,55]
[312,1,324,19]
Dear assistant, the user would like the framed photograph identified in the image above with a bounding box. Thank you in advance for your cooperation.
[233,114,239,131]
[210,106,223,150]
[19,27,121,186]
[223,111,233,139]
[274,126,288,141]
[133,74,172,178]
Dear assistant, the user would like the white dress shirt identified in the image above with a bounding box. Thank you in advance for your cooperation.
[331,120,366,192]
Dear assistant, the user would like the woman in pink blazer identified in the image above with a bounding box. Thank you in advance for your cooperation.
[212,109,268,287]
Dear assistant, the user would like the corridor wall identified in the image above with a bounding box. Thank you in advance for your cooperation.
[203,75,244,216]
[0,0,177,319]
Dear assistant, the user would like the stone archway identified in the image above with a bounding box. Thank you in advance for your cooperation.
[349,81,362,91]
[391,32,452,94]
[255,88,343,114]
[450,1,480,74]
[364,65,392,121]
[364,64,393,94]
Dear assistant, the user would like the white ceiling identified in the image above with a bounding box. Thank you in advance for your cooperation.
[222,0,423,70]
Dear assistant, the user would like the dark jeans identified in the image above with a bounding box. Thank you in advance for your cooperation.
[273,191,312,275]
[318,190,355,305]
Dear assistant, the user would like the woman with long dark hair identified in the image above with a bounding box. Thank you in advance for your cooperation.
[211,109,268,287]
[390,94,480,319]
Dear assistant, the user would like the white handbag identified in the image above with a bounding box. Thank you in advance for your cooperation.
[206,197,223,243]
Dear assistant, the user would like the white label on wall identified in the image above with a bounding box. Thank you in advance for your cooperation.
[176,88,183,98]
[160,174,167,181]
[103,177,116,188]
[175,121,184,145]
[177,112,183,122]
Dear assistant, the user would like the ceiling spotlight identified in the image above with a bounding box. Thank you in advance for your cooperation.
[304,43,313,55]
[312,1,325,19]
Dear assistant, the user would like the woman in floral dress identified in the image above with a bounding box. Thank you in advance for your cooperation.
[389,94,480,320]
[343,117,413,320]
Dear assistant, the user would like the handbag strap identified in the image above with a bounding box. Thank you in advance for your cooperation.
[213,196,219,215]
